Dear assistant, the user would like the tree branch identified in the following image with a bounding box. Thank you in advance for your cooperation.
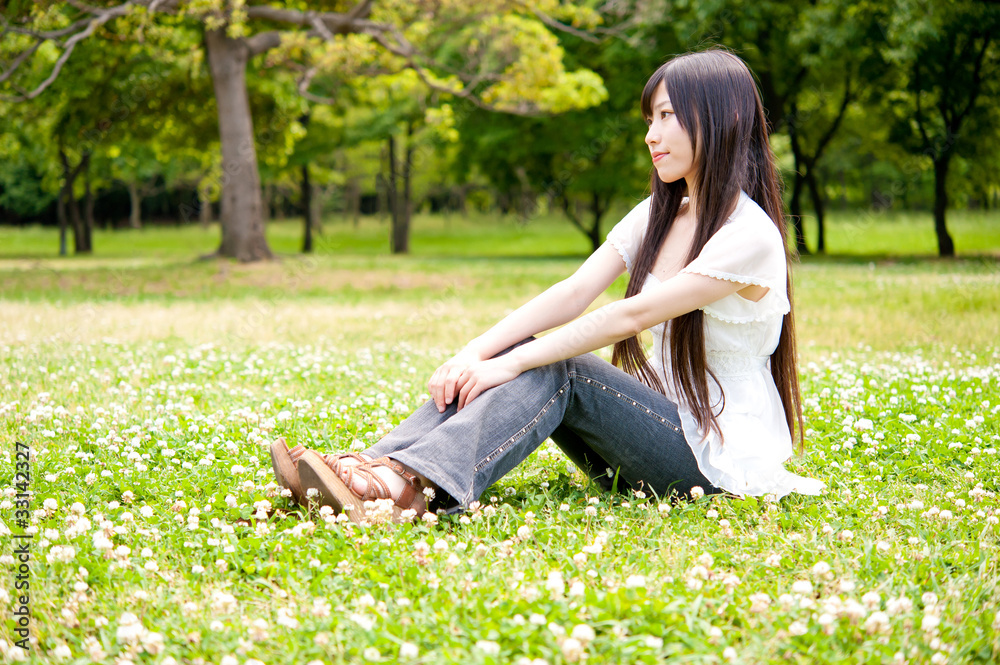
[0,40,40,85]
[913,61,931,150]
[1,2,134,102]
[954,31,993,129]
[529,8,600,43]
[811,72,853,164]
[246,30,283,56]
[366,26,542,116]
[243,6,363,36]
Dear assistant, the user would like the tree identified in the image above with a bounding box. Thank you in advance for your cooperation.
[882,0,1000,256]
[2,1,607,261]
[453,13,653,251]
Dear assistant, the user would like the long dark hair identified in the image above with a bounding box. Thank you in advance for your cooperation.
[611,49,804,449]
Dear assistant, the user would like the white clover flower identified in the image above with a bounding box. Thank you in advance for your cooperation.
[561,637,584,663]
[211,591,237,614]
[625,574,647,589]
[788,621,808,636]
[115,612,146,644]
[249,617,270,641]
[886,595,913,615]
[811,561,831,576]
[546,571,566,596]
[83,637,106,661]
[844,599,866,622]
[571,623,596,644]
[475,640,501,656]
[864,611,891,635]
[749,593,771,613]
[792,580,813,595]
[399,642,419,659]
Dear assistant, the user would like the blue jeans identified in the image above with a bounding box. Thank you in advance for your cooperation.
[365,339,717,510]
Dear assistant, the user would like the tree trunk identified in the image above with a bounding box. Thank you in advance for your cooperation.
[399,122,415,254]
[789,169,809,255]
[588,192,605,253]
[58,147,89,255]
[787,123,810,255]
[204,28,272,262]
[349,178,361,228]
[199,189,212,227]
[805,168,826,254]
[127,181,142,229]
[388,134,408,254]
[933,157,955,257]
[302,163,314,253]
[57,186,68,256]
[83,161,94,252]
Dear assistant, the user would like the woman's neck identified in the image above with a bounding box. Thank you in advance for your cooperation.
[683,181,699,220]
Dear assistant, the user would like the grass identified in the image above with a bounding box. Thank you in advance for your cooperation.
[0,209,998,664]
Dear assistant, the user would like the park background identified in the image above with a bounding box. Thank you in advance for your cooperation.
[1,1,999,665]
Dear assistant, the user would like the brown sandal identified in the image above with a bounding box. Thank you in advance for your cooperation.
[270,438,307,504]
[297,452,426,525]
[270,439,371,506]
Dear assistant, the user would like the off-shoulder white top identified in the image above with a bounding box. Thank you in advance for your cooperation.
[607,192,825,499]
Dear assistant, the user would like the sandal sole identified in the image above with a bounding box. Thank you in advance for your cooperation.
[297,450,369,523]
[269,438,304,505]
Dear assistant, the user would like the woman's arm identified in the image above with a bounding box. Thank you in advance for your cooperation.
[429,242,627,412]
[454,271,747,409]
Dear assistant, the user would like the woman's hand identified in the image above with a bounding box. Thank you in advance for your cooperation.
[455,356,522,412]
[429,348,485,412]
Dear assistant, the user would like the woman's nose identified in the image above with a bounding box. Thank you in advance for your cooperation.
[645,125,658,146]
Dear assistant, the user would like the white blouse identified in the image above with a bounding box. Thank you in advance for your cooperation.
[607,192,825,498]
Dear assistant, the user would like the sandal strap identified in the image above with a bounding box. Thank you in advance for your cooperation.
[286,444,308,464]
[341,462,393,503]
[342,457,423,511]
[320,452,372,475]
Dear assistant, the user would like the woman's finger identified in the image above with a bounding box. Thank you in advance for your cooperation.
[443,369,457,407]
[430,368,447,412]
[462,383,484,411]
[457,375,475,411]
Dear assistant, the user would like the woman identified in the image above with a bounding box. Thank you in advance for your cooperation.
[270,49,825,524]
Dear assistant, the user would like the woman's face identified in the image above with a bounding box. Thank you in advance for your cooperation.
[645,82,697,185]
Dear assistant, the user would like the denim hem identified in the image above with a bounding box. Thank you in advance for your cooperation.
[385,449,475,510]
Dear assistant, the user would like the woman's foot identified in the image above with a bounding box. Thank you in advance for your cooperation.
[297,451,428,525]
[269,438,371,506]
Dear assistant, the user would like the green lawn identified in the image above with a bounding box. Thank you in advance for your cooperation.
[0,210,998,664]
